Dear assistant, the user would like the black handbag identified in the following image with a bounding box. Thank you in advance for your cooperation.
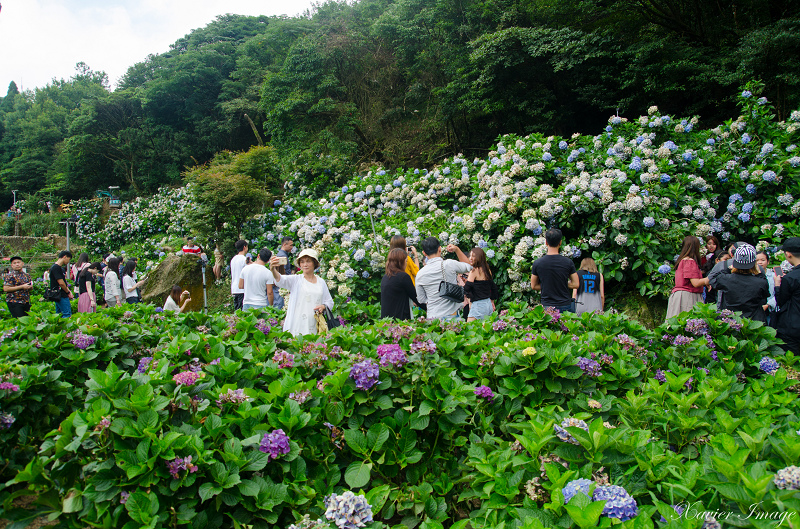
[438,262,464,303]
[44,286,62,302]
[323,307,341,329]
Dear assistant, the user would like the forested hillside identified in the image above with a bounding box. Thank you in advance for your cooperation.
[0,0,798,207]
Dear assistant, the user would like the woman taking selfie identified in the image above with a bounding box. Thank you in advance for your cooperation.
[269,249,334,336]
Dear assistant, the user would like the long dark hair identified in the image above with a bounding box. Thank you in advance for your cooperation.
[76,252,89,269]
[470,247,493,280]
[106,258,120,276]
[170,285,182,304]
[390,235,407,251]
[121,259,136,278]
[676,236,702,265]
[385,248,407,278]
[80,262,101,281]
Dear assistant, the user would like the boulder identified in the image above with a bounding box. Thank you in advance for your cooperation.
[141,254,211,312]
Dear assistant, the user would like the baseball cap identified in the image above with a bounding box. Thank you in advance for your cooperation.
[732,245,757,270]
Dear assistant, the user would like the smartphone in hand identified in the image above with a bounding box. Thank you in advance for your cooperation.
[774,266,784,277]
[276,257,288,266]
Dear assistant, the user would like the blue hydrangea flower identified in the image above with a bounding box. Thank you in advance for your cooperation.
[478,240,488,249]
[559,141,568,150]
[742,202,754,213]
[377,169,386,176]
[350,359,380,390]
[274,199,281,207]
[324,491,374,529]
[643,217,655,228]
[443,167,451,174]
[730,193,743,202]
[562,479,593,504]
[497,145,507,155]
[660,174,671,183]
[486,249,495,258]
[759,356,779,375]
[554,417,589,444]
[393,179,402,187]
[628,157,642,171]
[738,212,751,223]
[762,170,776,182]
[682,152,693,161]
[554,167,562,175]
[593,485,639,522]
[362,271,370,279]
[342,186,349,193]
[542,152,553,162]
[375,185,383,193]
[658,264,671,274]
[746,184,756,194]
[741,133,751,144]
[605,125,613,132]
[742,90,752,98]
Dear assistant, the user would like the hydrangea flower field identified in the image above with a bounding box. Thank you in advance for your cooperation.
[72,85,800,302]
[0,302,798,528]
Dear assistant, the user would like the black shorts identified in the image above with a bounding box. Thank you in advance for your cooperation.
[233,293,244,311]
[7,302,30,318]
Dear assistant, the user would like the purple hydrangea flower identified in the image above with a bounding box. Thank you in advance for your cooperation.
[655,369,667,384]
[137,357,153,374]
[576,357,602,377]
[0,412,15,429]
[562,478,593,503]
[216,388,251,407]
[593,485,639,521]
[376,344,408,368]
[773,466,800,490]
[120,491,130,504]
[173,371,200,386]
[0,382,20,392]
[255,319,271,335]
[759,357,780,375]
[474,385,494,401]
[350,359,380,390]
[410,339,436,355]
[672,335,694,346]
[69,330,97,349]
[273,350,295,369]
[685,319,709,336]
[167,456,199,479]
[259,429,291,461]
[288,389,312,404]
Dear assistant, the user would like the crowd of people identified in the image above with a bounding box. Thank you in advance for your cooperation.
[3,229,799,355]
[666,235,800,354]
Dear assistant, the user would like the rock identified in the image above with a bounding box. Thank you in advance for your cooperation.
[141,254,211,312]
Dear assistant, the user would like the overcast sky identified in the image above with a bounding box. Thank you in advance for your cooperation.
[0,0,317,94]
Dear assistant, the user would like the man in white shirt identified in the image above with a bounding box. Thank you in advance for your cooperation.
[230,240,248,311]
[415,237,471,320]
[239,248,275,310]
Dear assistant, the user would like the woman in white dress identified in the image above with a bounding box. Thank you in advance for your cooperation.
[269,249,333,336]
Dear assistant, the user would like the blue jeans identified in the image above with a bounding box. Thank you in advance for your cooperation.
[55,297,71,318]
[273,290,284,309]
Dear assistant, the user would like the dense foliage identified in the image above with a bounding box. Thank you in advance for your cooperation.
[0,301,797,528]
[1,0,799,205]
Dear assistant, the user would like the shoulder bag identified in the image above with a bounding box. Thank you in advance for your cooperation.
[323,307,341,329]
[438,261,464,303]
[44,286,62,302]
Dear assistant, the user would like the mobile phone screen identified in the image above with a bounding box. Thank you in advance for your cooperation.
[774,266,784,277]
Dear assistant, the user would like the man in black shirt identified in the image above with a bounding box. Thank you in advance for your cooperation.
[50,250,74,318]
[775,237,800,354]
[530,228,579,312]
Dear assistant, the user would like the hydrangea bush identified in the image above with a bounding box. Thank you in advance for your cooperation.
[72,85,799,304]
[0,301,798,528]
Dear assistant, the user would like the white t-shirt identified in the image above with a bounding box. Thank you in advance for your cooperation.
[104,271,120,302]
[240,264,275,306]
[163,296,181,312]
[122,275,138,299]
[415,257,472,319]
[230,254,246,294]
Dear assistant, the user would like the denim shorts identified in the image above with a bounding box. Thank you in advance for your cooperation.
[469,298,494,319]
